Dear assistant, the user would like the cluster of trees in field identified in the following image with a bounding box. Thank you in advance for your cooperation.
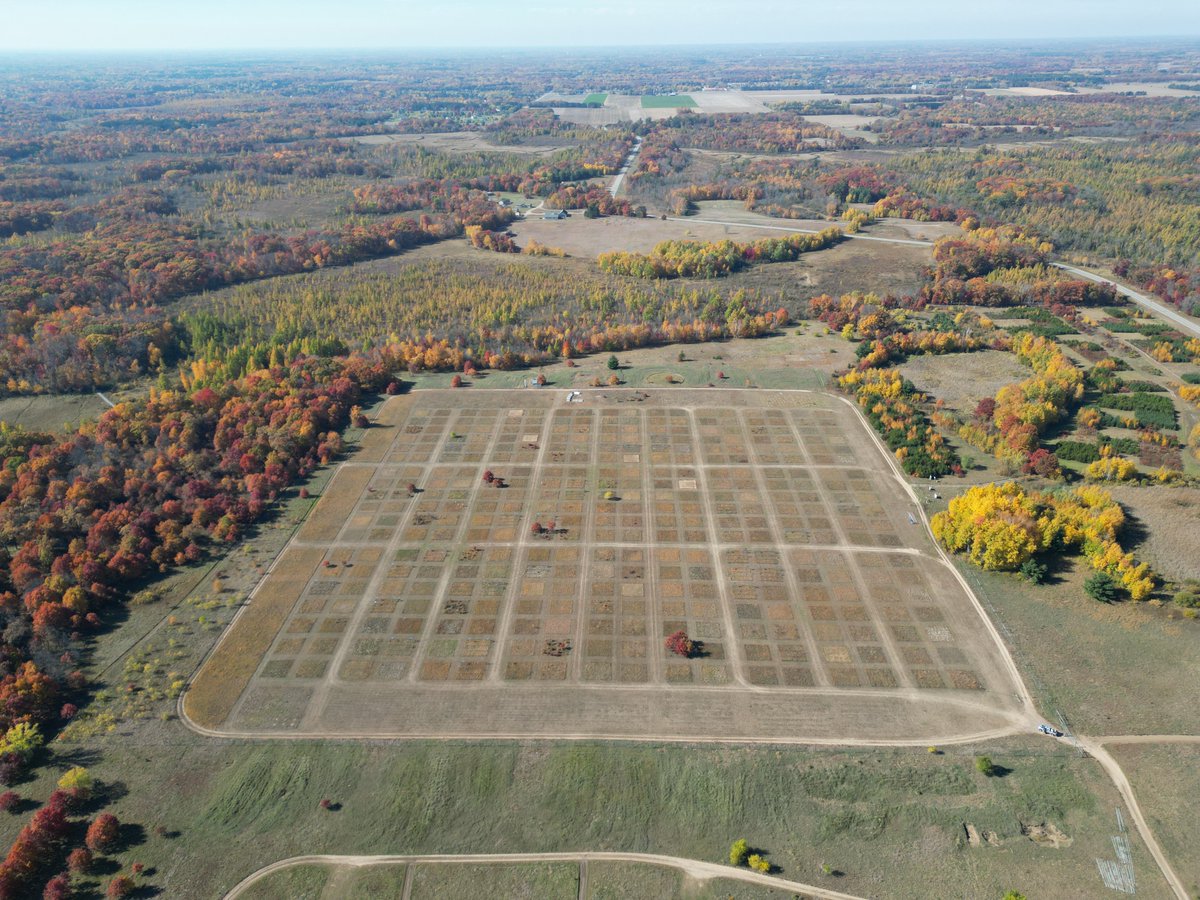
[543,184,638,216]
[637,111,863,153]
[877,95,1200,146]
[0,773,137,899]
[932,482,1155,599]
[838,367,961,477]
[954,332,1084,467]
[921,227,1118,308]
[808,292,1000,368]
[598,227,842,279]
[888,141,1200,313]
[181,259,793,377]
[374,138,633,197]
[0,354,391,761]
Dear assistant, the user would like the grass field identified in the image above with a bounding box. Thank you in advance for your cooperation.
[642,95,697,109]
[584,93,608,106]
[410,862,577,898]
[586,862,779,899]
[1108,742,1200,898]
[953,556,1200,735]
[0,386,144,432]
[3,725,1172,898]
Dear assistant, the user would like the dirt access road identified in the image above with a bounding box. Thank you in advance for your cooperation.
[225,851,870,900]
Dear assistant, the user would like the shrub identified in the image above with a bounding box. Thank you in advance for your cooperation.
[0,723,43,761]
[43,873,71,900]
[67,847,92,873]
[975,756,996,776]
[0,791,17,812]
[1019,559,1047,585]
[86,813,120,853]
[729,838,749,866]
[606,354,619,370]
[107,875,135,899]
[747,854,771,874]
[1172,581,1200,609]
[57,766,93,800]
[665,631,695,658]
[1084,572,1119,604]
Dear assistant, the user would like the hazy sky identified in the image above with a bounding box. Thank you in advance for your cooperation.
[3,0,1198,51]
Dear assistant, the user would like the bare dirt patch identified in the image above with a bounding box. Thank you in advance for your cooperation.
[1023,822,1073,848]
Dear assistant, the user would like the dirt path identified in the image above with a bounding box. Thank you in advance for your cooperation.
[609,137,642,198]
[1078,738,1189,900]
[224,851,869,900]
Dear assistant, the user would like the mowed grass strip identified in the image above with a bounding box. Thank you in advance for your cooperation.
[641,94,697,109]
[183,546,325,728]
[294,466,373,542]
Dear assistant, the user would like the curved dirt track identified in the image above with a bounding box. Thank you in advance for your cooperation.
[1079,738,1189,900]
[224,851,869,900]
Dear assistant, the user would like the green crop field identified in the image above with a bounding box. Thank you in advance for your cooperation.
[641,94,697,108]
[584,93,608,105]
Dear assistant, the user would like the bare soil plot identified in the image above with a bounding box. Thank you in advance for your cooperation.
[187,389,1025,743]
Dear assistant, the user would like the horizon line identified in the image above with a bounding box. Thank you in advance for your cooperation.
[3,34,1200,55]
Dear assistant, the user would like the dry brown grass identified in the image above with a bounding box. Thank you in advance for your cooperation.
[295,467,375,542]
[183,545,325,728]
[900,350,1029,415]
[355,395,413,463]
[1107,485,1200,583]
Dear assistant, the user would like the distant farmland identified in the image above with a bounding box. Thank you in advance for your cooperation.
[584,92,608,105]
[641,94,697,108]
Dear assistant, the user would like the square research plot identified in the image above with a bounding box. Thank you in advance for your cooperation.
[189,389,1026,744]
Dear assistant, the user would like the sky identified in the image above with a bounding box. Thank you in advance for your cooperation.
[2,0,1198,51]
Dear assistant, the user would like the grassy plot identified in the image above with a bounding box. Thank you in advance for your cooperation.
[584,93,609,105]
[238,863,330,900]
[0,387,140,432]
[2,734,1169,899]
[952,556,1200,735]
[642,95,697,109]
[336,863,409,897]
[1108,743,1200,899]
[410,862,577,899]
[587,862,780,899]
